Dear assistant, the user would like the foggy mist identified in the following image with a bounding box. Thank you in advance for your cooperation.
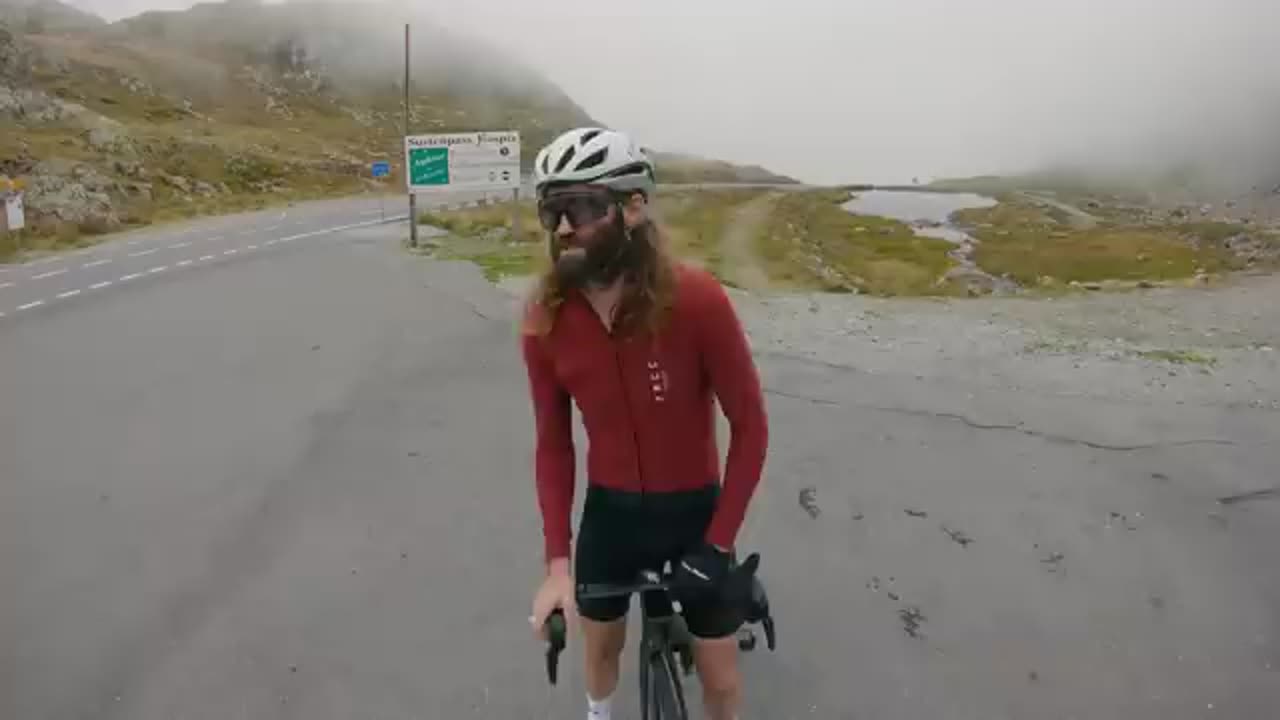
[68,0,1280,189]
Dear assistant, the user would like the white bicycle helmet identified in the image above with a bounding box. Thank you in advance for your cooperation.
[534,127,656,199]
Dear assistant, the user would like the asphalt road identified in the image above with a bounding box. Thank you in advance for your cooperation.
[2,193,1278,719]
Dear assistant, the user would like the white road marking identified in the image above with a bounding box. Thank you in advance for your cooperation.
[126,239,142,246]
[0,281,13,289]
[32,268,67,280]
[129,248,159,258]
[206,235,225,242]
[265,239,279,246]
[273,216,408,245]
[177,259,194,267]
[246,244,258,250]
[169,241,192,249]
[262,225,280,232]
[239,230,257,237]
[83,258,112,269]
[1,217,406,315]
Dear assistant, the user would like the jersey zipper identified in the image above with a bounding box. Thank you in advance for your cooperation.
[587,295,647,496]
[613,338,646,494]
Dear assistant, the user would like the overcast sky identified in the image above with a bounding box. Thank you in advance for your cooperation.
[67,0,1280,186]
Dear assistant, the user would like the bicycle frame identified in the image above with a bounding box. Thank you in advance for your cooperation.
[636,584,693,719]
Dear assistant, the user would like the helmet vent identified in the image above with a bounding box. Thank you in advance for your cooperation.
[554,145,577,173]
[580,128,603,144]
[576,147,608,171]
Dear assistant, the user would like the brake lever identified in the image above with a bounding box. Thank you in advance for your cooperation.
[545,608,567,685]
[762,615,776,651]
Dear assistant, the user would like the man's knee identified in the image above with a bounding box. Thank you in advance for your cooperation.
[581,616,627,663]
[693,636,741,697]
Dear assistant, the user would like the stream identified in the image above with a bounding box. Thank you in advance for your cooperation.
[842,190,1019,294]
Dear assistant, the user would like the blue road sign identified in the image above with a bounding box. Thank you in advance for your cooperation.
[371,161,391,178]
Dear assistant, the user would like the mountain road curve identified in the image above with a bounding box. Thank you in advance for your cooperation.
[2,193,1278,719]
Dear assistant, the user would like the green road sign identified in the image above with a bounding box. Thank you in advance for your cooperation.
[408,147,450,187]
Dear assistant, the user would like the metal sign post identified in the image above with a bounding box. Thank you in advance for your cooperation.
[511,187,521,244]
[371,161,390,222]
[404,23,417,249]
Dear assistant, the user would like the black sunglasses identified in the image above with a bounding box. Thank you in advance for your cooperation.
[537,189,619,232]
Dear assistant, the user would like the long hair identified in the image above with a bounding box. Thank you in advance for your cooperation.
[522,219,678,339]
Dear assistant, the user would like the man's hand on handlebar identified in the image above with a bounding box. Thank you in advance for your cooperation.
[671,542,734,599]
[531,558,573,687]
[529,557,573,642]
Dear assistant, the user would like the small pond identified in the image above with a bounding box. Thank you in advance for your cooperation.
[841,190,997,231]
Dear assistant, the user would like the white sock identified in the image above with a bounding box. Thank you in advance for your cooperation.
[586,692,613,720]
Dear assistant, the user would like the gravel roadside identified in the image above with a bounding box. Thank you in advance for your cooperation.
[498,272,1280,411]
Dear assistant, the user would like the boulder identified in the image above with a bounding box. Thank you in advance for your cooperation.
[0,85,80,123]
[126,181,153,202]
[113,159,148,179]
[24,161,121,230]
[161,174,192,193]
[943,266,997,295]
[120,75,150,94]
[84,121,137,156]
[265,95,292,118]
[1,24,35,83]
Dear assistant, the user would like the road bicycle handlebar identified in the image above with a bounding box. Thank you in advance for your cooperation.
[577,568,674,601]
[541,553,775,686]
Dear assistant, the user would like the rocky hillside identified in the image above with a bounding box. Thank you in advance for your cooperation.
[0,0,791,258]
[0,0,103,33]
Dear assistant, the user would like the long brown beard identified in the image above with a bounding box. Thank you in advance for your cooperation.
[524,219,677,340]
[550,217,630,290]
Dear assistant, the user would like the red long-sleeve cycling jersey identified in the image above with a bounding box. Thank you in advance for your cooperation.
[521,264,769,562]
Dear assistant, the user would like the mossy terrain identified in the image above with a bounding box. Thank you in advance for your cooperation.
[753,190,958,295]
[953,200,1258,286]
